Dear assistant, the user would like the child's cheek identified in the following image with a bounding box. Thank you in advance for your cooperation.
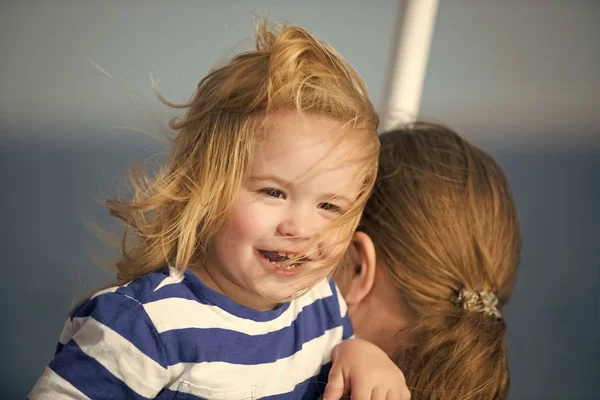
[224,197,272,240]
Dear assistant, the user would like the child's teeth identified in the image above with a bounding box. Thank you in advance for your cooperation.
[265,251,304,270]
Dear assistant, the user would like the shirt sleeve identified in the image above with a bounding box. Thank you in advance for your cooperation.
[29,291,169,400]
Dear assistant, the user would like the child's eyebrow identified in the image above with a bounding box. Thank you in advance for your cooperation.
[247,175,291,186]
[323,194,352,206]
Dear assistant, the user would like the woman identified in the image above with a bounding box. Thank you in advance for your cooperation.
[336,122,522,399]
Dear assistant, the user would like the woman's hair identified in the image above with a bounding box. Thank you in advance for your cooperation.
[359,122,521,399]
[106,20,379,284]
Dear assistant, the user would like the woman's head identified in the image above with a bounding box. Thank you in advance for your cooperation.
[337,122,521,399]
[107,20,379,305]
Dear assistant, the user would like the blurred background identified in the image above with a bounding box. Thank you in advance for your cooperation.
[1,1,598,398]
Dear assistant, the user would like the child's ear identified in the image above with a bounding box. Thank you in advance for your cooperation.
[343,231,377,306]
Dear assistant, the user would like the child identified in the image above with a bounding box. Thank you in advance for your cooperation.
[29,21,408,399]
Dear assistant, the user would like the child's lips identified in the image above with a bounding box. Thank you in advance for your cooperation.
[256,249,314,276]
[257,249,315,263]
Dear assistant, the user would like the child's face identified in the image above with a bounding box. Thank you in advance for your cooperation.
[206,111,365,310]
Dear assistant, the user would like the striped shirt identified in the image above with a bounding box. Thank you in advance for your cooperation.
[30,267,353,399]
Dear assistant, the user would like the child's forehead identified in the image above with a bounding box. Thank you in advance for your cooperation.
[256,111,364,154]
[248,111,371,190]
[260,111,344,141]
[253,126,361,172]
[250,136,365,199]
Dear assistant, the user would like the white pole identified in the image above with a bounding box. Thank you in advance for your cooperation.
[380,0,439,131]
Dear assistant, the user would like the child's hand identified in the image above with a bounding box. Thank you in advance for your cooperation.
[323,339,410,400]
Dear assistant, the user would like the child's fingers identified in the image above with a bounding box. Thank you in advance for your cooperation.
[370,387,387,400]
[388,387,411,400]
[323,366,346,400]
[349,386,372,400]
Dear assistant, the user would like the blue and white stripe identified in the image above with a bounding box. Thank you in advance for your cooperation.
[30,267,352,399]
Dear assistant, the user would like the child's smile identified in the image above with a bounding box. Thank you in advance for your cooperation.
[258,249,313,270]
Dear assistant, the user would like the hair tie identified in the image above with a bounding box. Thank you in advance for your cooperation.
[451,288,502,321]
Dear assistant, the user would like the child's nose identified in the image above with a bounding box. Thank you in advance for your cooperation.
[277,211,314,239]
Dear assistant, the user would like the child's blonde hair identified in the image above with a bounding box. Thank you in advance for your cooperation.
[358,122,521,399]
[107,20,379,284]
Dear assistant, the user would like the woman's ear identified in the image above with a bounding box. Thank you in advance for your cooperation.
[343,231,377,306]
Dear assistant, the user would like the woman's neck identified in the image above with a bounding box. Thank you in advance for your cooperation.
[353,304,410,358]
[351,275,414,358]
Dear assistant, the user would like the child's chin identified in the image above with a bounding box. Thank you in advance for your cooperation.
[257,287,300,304]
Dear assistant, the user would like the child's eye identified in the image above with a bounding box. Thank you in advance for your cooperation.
[259,188,287,199]
[319,202,343,214]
